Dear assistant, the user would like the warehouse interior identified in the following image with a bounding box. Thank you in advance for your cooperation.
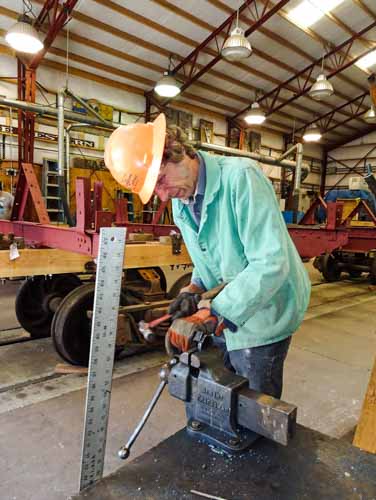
[0,1,376,499]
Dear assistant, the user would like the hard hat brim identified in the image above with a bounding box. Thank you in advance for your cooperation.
[138,113,166,204]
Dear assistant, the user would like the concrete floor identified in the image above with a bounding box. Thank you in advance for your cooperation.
[0,270,375,500]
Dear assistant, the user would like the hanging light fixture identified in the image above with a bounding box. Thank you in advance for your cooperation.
[5,10,43,54]
[310,73,334,101]
[154,55,181,98]
[244,102,266,125]
[221,8,252,61]
[364,106,376,123]
[154,71,181,98]
[244,89,266,125]
[309,47,334,100]
[303,123,322,142]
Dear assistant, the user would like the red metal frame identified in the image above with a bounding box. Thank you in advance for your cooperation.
[289,197,376,258]
[1,176,376,260]
[0,177,179,256]
[12,0,79,221]
[29,0,80,70]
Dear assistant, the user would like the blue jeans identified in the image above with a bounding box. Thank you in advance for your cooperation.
[213,336,292,399]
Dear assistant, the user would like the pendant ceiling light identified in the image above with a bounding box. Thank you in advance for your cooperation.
[364,106,376,123]
[221,9,252,61]
[244,102,266,125]
[154,71,181,98]
[309,73,334,100]
[303,123,322,142]
[309,48,334,100]
[5,14,43,54]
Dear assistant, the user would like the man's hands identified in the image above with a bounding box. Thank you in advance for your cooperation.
[168,282,205,320]
[167,308,218,352]
[166,281,237,353]
[168,292,201,320]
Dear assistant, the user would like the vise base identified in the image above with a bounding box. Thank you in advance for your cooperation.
[187,418,260,453]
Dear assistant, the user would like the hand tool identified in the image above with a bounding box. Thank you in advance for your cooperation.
[137,283,226,343]
[138,313,172,343]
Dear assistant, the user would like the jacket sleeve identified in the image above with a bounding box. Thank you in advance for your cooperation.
[211,165,291,327]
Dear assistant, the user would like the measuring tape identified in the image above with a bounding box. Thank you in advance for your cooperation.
[79,227,126,491]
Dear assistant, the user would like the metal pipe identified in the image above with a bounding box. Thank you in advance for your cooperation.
[64,88,108,125]
[57,90,65,176]
[0,97,116,130]
[278,143,299,161]
[65,123,90,205]
[65,129,70,204]
[294,142,304,194]
[195,142,307,174]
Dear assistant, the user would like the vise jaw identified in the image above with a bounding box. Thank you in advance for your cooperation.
[168,347,297,454]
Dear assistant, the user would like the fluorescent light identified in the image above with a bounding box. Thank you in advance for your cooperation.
[154,72,180,98]
[356,50,376,71]
[5,15,43,54]
[288,0,345,29]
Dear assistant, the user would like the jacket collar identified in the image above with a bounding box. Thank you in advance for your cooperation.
[175,150,222,233]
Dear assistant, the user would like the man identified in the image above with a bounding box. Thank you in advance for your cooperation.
[105,114,311,399]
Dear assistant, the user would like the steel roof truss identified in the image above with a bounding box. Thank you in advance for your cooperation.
[166,0,289,98]
[232,20,376,121]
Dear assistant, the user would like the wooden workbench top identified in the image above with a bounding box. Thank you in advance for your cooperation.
[0,243,192,278]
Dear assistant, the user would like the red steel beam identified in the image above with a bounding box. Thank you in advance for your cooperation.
[327,124,376,150]
[292,92,369,140]
[158,0,289,100]
[29,0,79,70]
[232,20,376,121]
[288,227,349,259]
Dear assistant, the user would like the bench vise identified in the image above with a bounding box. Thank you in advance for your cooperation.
[118,343,297,459]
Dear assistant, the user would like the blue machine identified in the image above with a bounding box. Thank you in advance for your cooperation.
[317,189,376,223]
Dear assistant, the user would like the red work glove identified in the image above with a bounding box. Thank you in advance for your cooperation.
[167,308,218,353]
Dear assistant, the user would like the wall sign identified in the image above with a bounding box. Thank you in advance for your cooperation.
[0,125,95,148]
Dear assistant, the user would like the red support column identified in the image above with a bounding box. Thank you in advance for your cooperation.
[11,61,37,221]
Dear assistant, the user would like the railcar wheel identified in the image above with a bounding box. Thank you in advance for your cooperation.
[167,273,192,299]
[321,254,342,282]
[15,274,81,338]
[51,283,95,365]
[51,284,134,366]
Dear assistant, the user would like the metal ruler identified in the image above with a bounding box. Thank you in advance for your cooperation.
[79,227,126,492]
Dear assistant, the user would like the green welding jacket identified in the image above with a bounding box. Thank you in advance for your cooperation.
[172,150,311,351]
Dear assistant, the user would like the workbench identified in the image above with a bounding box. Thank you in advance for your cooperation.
[0,243,191,278]
[74,425,376,500]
